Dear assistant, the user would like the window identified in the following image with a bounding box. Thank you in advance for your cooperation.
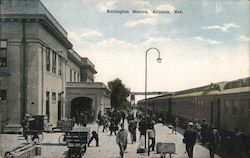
[46,48,50,71]
[74,72,76,82]
[58,93,62,101]
[224,100,230,115]
[52,51,57,74]
[46,91,50,120]
[58,56,62,76]
[0,40,7,67]
[77,73,80,82]
[46,91,50,101]
[70,69,72,81]
[232,100,238,115]
[0,90,6,100]
[52,92,56,101]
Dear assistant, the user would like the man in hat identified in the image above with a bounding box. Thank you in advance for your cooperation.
[21,113,30,139]
[116,123,128,158]
[207,124,221,158]
[184,122,197,158]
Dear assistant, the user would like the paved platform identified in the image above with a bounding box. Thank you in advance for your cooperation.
[0,123,221,158]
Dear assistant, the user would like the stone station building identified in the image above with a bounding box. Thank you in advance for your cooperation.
[0,0,110,133]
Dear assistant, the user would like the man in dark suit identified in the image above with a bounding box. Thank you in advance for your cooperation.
[184,122,197,158]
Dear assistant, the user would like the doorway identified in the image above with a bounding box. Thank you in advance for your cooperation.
[71,97,93,121]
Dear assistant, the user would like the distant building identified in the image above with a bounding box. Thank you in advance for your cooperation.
[0,0,110,133]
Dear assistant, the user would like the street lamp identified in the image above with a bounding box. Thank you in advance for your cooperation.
[144,47,162,150]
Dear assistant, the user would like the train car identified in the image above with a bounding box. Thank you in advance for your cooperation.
[219,77,250,135]
[170,83,223,127]
[137,93,172,113]
[147,94,172,113]
[137,77,250,135]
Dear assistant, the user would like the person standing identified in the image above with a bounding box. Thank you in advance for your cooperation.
[79,112,87,127]
[138,117,146,139]
[207,124,220,158]
[128,119,137,144]
[233,128,245,157]
[147,120,156,152]
[201,119,208,144]
[121,110,126,124]
[21,113,30,140]
[184,122,197,158]
[110,117,118,135]
[97,111,103,132]
[75,110,80,125]
[102,115,109,132]
[172,117,179,134]
[88,130,99,147]
[116,123,128,158]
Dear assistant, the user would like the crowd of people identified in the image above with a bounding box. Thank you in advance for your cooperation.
[72,111,90,127]
[95,109,157,157]
[93,109,249,158]
[21,108,249,158]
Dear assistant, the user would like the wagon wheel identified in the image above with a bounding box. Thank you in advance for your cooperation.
[58,134,68,145]
[26,135,33,144]
[82,144,87,153]
[32,132,44,144]
[77,152,82,158]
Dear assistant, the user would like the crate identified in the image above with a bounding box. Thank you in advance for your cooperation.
[156,142,175,154]
[30,115,46,130]
[60,119,73,131]
[61,125,72,132]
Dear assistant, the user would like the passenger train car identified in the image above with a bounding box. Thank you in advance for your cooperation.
[137,77,250,135]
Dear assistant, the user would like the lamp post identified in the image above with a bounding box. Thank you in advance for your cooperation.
[144,47,162,150]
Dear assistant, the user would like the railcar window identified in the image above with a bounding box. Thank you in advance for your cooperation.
[201,100,204,111]
[197,101,200,111]
[224,100,230,115]
[232,100,238,115]
[240,100,247,115]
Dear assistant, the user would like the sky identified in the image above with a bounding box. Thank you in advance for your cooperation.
[41,0,250,102]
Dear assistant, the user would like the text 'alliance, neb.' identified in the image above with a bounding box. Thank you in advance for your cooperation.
[106,9,183,14]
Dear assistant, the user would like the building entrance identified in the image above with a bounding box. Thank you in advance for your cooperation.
[71,97,93,122]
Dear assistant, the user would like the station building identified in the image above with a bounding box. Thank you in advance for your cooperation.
[0,0,110,133]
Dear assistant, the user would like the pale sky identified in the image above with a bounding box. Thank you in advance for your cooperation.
[41,0,250,101]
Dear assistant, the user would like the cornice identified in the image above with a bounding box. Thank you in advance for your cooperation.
[0,14,73,49]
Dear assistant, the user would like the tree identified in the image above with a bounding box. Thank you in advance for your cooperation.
[108,78,130,109]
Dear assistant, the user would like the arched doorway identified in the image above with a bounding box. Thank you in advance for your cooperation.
[71,97,93,122]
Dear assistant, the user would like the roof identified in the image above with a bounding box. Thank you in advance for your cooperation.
[220,86,250,95]
[137,77,250,102]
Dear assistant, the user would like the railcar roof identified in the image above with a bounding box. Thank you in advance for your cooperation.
[220,86,250,95]
[139,93,173,102]
[138,77,250,102]
[173,90,220,98]
[158,83,224,99]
